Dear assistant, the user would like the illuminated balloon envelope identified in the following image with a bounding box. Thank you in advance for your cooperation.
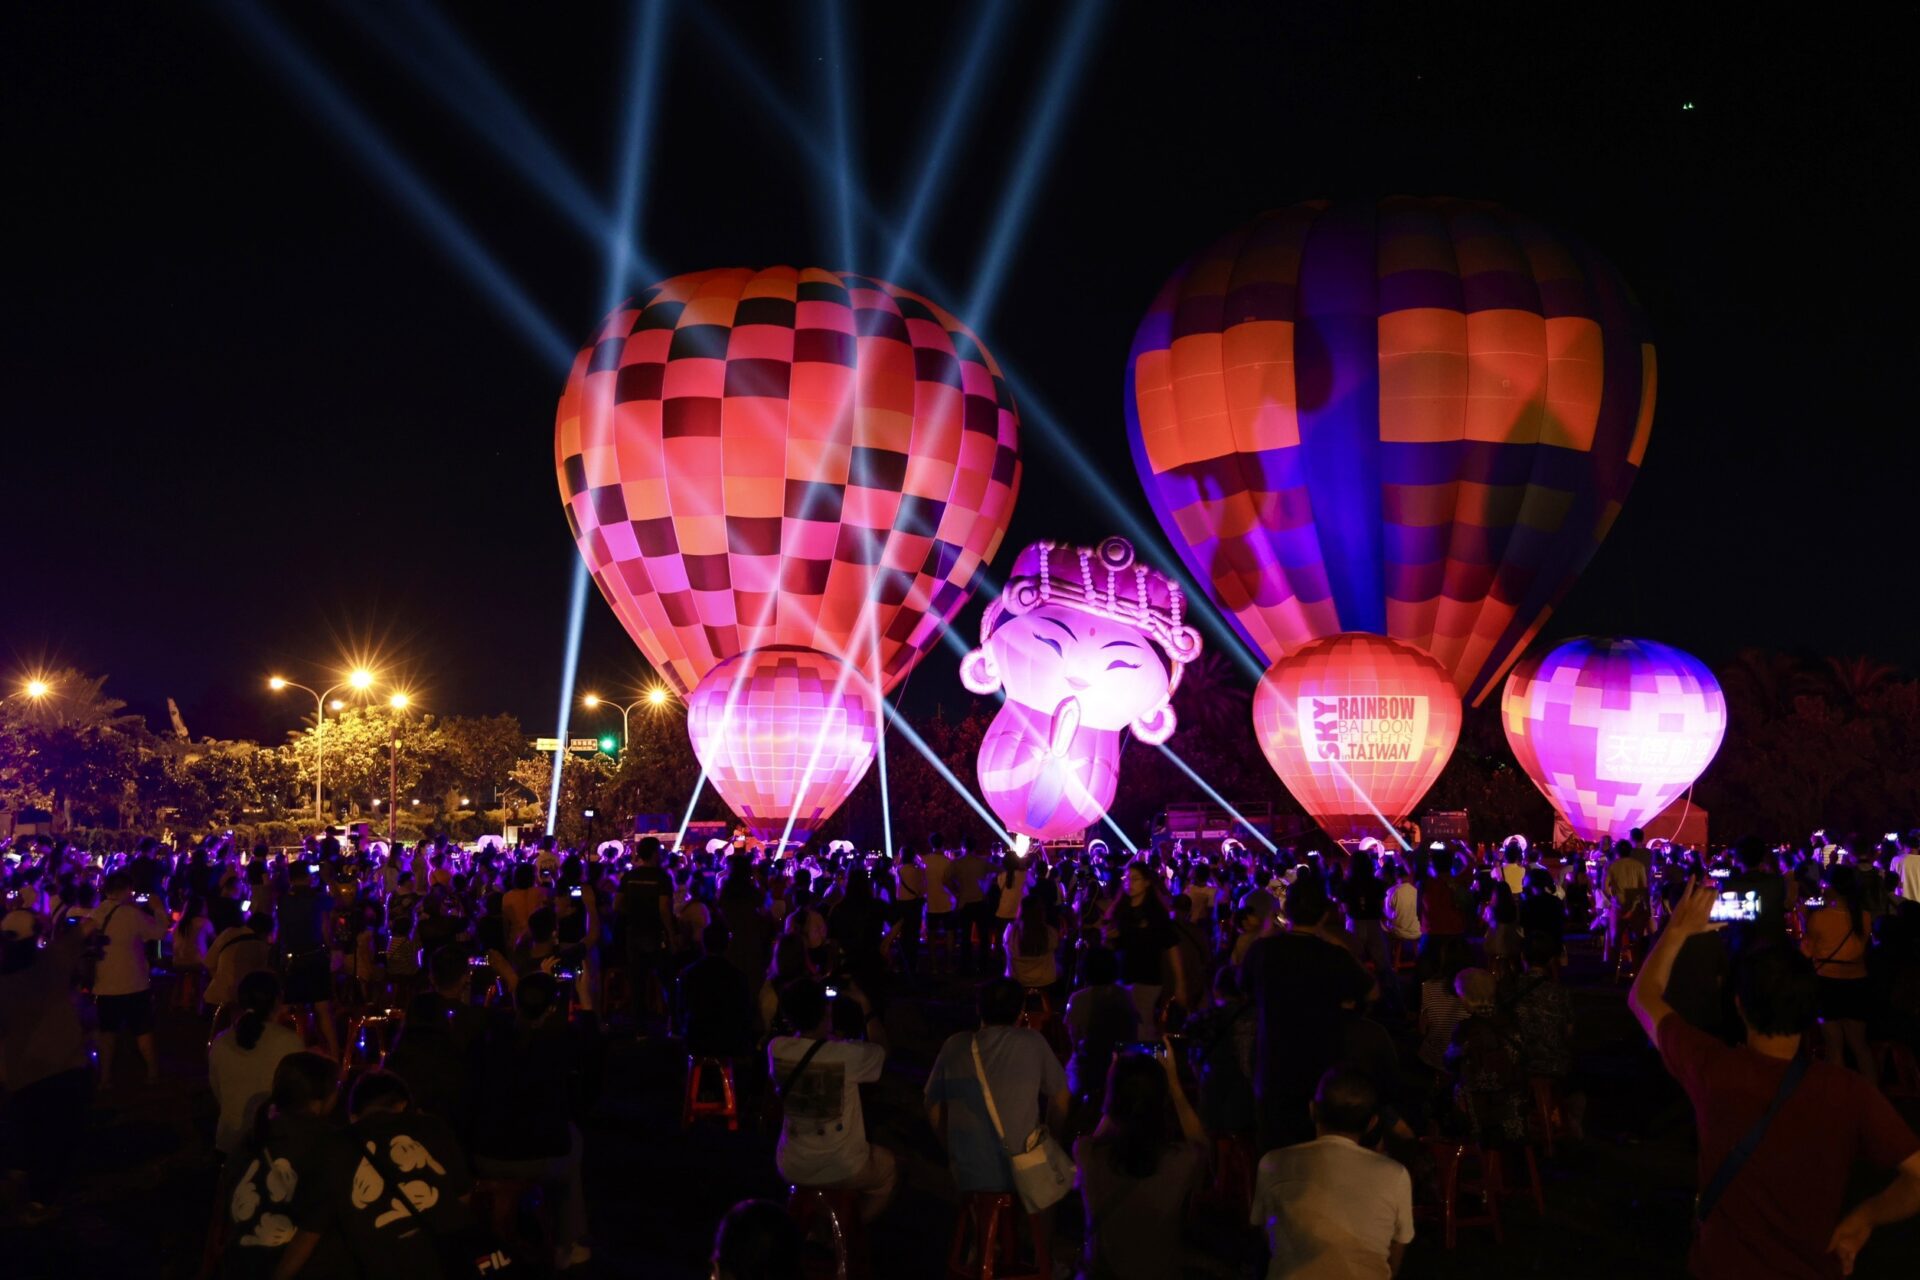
[685,646,880,842]
[1251,633,1463,844]
[960,537,1202,841]
[1501,636,1726,842]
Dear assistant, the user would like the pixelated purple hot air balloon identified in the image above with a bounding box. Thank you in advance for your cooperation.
[1501,637,1726,842]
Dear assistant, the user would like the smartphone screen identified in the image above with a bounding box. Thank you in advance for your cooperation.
[1709,891,1761,923]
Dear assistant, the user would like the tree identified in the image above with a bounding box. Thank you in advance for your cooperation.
[420,714,527,810]
[281,706,427,816]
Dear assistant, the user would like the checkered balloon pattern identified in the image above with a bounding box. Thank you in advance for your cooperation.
[1125,197,1656,707]
[1501,637,1726,842]
[685,646,881,842]
[1252,633,1462,843]
[556,266,1022,700]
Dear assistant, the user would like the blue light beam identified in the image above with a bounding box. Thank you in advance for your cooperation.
[607,0,674,305]
[962,0,1106,331]
[883,0,1013,283]
[885,704,1014,846]
[821,0,858,269]
[222,1,573,368]
[546,560,593,833]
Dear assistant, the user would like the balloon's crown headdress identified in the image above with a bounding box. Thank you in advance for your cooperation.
[978,537,1203,672]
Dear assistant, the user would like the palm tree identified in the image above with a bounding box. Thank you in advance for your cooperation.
[1820,655,1902,709]
[1173,649,1253,737]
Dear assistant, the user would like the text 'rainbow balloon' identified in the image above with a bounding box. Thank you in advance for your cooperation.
[961,538,1201,841]
[1252,633,1462,844]
[1126,197,1656,706]
[1501,637,1726,842]
[685,647,879,842]
[556,267,1021,837]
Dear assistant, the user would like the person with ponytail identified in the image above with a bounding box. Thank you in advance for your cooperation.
[215,1051,349,1279]
[208,970,303,1157]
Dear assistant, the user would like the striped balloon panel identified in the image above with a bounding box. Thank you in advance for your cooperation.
[1126,197,1654,705]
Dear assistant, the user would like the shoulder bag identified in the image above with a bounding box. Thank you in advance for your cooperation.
[969,1033,1073,1213]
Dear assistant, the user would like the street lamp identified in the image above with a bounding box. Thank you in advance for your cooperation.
[24,679,50,700]
[268,668,378,825]
[386,692,411,844]
[581,685,677,755]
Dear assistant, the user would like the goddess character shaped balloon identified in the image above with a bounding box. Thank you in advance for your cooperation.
[960,537,1202,840]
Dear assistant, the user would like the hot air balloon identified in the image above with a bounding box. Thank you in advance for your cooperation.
[557,267,1022,838]
[1501,637,1726,843]
[1251,633,1462,844]
[960,537,1202,841]
[1125,197,1656,707]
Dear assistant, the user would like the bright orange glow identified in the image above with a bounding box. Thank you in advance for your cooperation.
[24,679,51,700]
[329,699,346,711]
[647,687,669,707]
[388,692,410,710]
[582,693,601,707]
[349,669,375,690]
[268,676,288,691]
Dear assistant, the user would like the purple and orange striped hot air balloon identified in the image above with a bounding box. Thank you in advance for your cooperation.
[1124,197,1656,708]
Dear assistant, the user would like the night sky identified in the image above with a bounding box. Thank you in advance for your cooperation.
[6,1,1915,745]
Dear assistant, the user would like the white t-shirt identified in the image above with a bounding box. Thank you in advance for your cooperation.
[89,896,169,996]
[1251,1135,1414,1280]
[1896,851,1920,902]
[207,1021,305,1154]
[767,1036,886,1186]
[1385,883,1421,941]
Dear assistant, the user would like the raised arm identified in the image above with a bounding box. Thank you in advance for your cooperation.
[1628,880,1721,1043]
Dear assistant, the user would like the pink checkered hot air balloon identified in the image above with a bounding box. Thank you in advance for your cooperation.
[556,267,1021,839]
[684,647,880,842]
[1501,637,1726,842]
[1251,633,1463,844]
[960,537,1202,841]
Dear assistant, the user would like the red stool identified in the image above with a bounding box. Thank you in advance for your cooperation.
[684,1055,739,1130]
[1528,1077,1564,1157]
[1486,1145,1546,1217]
[788,1185,868,1280]
[946,1192,1049,1280]
[1416,1140,1502,1249]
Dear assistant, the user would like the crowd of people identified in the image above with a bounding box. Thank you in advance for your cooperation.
[2,821,1919,1277]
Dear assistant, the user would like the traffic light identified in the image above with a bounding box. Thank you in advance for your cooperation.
[598,735,619,757]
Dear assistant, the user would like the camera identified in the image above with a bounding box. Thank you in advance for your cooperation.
[308,864,320,876]
[240,899,252,913]
[1803,896,1826,908]
[134,893,151,905]
[555,968,577,981]
[569,885,583,899]
[824,985,840,999]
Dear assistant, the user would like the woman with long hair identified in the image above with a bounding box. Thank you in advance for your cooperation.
[1103,862,1185,1035]
[1073,1046,1209,1279]
[1005,892,1060,991]
[1801,863,1878,1085]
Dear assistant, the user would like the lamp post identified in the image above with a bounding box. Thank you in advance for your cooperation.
[582,685,673,755]
[387,692,410,844]
[269,669,375,825]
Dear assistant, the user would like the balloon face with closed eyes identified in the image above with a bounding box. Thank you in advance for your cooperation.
[986,604,1172,734]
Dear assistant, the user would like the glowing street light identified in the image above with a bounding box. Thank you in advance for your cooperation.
[581,686,677,756]
[267,668,381,825]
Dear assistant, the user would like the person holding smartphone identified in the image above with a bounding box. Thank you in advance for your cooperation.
[1630,881,1920,1277]
[87,871,170,1087]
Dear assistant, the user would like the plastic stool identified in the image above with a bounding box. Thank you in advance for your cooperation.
[684,1055,739,1130]
[788,1185,867,1280]
[946,1191,1048,1280]
[1486,1145,1546,1217]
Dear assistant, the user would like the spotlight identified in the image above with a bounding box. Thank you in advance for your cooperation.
[349,670,375,690]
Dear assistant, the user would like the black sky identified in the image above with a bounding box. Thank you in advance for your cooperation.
[5,1,1916,744]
